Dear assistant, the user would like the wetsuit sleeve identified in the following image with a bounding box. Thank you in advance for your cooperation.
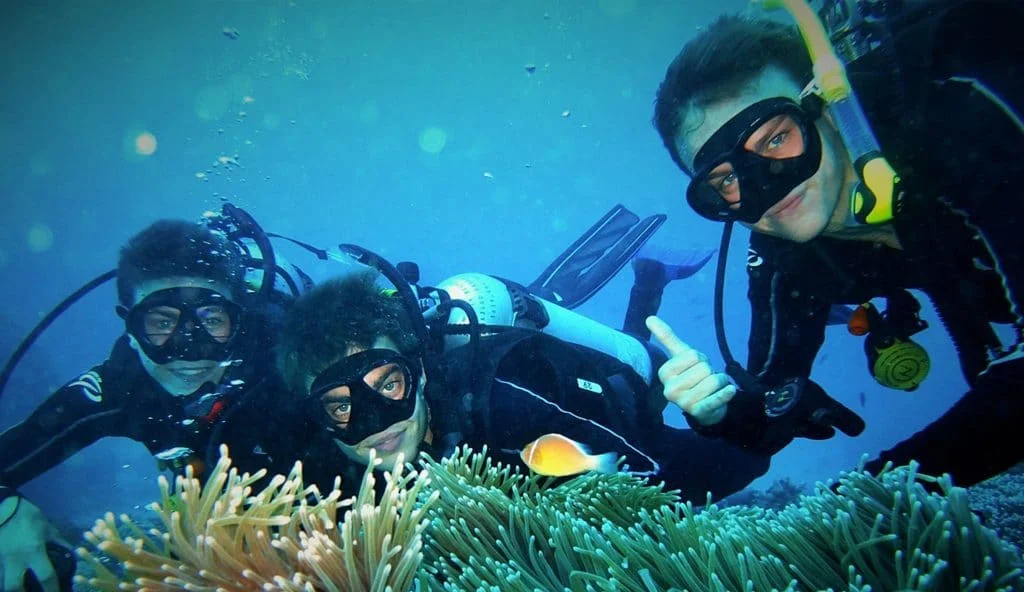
[0,359,130,489]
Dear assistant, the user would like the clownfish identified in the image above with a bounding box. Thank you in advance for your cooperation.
[520,433,618,477]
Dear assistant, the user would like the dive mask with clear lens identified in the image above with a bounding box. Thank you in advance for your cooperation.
[308,349,420,445]
[124,287,240,364]
[687,97,822,224]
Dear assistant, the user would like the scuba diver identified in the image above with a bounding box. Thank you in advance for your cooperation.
[216,200,756,505]
[0,213,297,592]
[269,266,771,505]
[648,0,1024,486]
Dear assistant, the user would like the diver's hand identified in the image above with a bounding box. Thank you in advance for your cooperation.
[0,494,59,592]
[647,315,736,426]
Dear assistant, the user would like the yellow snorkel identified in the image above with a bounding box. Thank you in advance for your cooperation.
[759,0,899,225]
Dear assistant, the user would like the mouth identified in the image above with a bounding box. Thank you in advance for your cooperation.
[369,429,406,453]
[169,366,216,378]
[765,190,805,219]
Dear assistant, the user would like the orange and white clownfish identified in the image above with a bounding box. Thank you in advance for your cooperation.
[519,433,618,477]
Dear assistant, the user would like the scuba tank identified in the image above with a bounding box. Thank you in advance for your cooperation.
[427,273,655,385]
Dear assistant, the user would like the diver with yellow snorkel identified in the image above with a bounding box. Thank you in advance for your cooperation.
[649,0,1024,486]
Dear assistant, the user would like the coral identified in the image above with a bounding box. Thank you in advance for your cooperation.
[74,445,436,591]
[723,476,810,510]
[968,463,1024,553]
[77,446,1024,591]
[419,449,1024,591]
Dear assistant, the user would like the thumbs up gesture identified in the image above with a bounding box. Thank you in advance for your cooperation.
[646,315,735,426]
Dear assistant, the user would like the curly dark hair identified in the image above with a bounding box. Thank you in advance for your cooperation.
[276,270,420,397]
[116,219,245,306]
[653,15,812,174]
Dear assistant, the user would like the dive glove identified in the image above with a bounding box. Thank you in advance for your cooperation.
[0,488,61,592]
[689,377,866,456]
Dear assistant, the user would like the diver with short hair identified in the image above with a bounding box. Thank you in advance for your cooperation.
[0,219,290,592]
[648,0,1024,486]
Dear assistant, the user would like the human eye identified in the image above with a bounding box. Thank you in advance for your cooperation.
[767,130,788,149]
[757,117,801,157]
[376,369,407,399]
[202,316,224,328]
[709,171,738,197]
[325,400,352,423]
[144,310,178,332]
[198,306,233,336]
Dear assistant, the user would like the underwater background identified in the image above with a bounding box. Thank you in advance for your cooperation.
[0,0,1012,549]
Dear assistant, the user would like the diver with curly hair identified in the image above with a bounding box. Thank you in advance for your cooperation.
[266,268,771,504]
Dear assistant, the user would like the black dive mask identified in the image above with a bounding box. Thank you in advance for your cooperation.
[308,349,421,445]
[122,288,241,365]
[687,97,822,224]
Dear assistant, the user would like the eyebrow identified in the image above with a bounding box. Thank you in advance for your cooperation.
[321,391,351,403]
[369,366,402,390]
[706,165,735,182]
[197,303,227,310]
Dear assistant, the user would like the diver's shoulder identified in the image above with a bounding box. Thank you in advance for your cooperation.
[93,335,151,388]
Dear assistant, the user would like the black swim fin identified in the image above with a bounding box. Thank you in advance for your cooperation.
[527,204,666,309]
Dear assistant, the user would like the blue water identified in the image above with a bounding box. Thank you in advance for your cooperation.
[0,0,982,533]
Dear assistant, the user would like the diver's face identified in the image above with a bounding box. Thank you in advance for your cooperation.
[326,337,429,471]
[127,276,234,396]
[676,66,847,242]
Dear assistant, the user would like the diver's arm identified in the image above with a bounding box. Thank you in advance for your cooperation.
[681,378,855,454]
[699,257,862,453]
[0,361,128,489]
[649,270,862,455]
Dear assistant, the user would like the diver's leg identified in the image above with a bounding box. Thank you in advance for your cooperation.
[623,259,669,341]
[623,248,715,341]
[863,358,1024,487]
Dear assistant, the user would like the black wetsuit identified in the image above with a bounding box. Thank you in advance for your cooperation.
[701,1,1024,487]
[0,334,285,490]
[0,320,289,592]
[291,329,772,503]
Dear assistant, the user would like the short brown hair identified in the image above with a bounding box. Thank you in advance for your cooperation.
[117,219,244,306]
